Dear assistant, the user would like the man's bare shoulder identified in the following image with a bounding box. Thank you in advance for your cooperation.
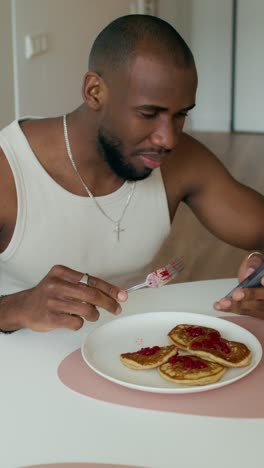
[20,116,60,141]
[163,132,228,190]
[0,145,17,233]
[0,144,15,188]
[173,132,222,165]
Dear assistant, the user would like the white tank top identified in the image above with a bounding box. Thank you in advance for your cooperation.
[0,120,171,293]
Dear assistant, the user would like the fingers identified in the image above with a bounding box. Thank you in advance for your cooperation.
[29,299,99,332]
[46,277,122,316]
[214,285,264,320]
[247,251,264,264]
[47,297,100,321]
[28,311,85,332]
[214,299,264,312]
[232,287,264,301]
[214,286,264,308]
[27,265,129,331]
[49,265,88,283]
[87,275,128,301]
[214,297,264,319]
[238,252,264,282]
[75,283,123,315]
[49,312,84,331]
[48,265,128,302]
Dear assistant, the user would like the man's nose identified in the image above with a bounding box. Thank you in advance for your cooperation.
[150,120,179,150]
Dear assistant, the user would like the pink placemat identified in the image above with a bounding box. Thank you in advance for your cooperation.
[58,316,264,419]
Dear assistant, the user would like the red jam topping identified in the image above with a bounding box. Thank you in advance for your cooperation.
[191,336,230,354]
[219,340,231,354]
[207,331,221,340]
[186,326,221,339]
[168,355,207,369]
[186,326,204,336]
[138,346,161,356]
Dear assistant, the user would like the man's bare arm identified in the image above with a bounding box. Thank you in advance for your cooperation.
[180,135,264,250]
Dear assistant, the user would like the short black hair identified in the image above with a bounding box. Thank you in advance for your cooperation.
[88,14,194,75]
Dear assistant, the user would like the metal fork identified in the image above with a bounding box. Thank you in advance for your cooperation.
[126,257,184,293]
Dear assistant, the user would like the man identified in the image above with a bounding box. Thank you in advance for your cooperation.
[0,15,263,333]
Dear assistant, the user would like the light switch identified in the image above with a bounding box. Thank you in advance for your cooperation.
[130,0,157,15]
[24,33,48,59]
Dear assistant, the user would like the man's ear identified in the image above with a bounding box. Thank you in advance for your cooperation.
[82,72,106,110]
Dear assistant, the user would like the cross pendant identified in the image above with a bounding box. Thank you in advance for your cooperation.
[114,223,125,241]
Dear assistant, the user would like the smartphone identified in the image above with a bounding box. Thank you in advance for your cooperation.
[225,263,264,298]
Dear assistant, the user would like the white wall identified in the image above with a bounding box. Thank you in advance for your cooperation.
[149,0,233,132]
[12,0,132,118]
[0,0,15,128]
[188,0,233,131]
[158,0,193,46]
[234,0,264,132]
[9,0,233,131]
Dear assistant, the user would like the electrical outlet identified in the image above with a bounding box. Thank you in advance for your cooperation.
[130,0,157,15]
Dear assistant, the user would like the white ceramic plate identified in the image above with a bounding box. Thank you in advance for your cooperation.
[81,312,262,394]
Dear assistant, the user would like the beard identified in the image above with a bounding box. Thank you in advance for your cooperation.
[97,128,152,181]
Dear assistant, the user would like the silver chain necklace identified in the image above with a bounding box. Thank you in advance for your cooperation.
[63,114,136,241]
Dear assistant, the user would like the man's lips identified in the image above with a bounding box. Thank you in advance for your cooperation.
[138,154,163,168]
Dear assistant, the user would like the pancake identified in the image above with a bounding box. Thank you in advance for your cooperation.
[159,354,226,385]
[187,335,252,367]
[168,324,221,350]
[120,345,177,369]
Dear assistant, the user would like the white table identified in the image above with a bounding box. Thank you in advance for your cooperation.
[1,278,263,468]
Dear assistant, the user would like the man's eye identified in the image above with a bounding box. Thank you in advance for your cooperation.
[177,112,189,118]
[139,111,157,119]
